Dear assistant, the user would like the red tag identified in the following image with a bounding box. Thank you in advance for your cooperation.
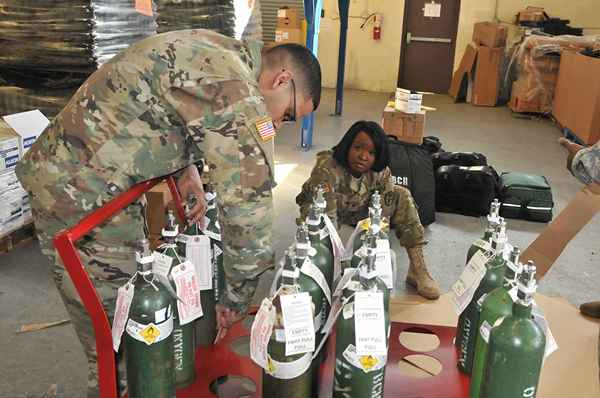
[135,0,153,16]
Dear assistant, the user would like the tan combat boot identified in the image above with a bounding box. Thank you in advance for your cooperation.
[406,246,440,300]
[580,301,600,318]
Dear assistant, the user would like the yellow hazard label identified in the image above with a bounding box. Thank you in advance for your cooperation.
[359,218,371,231]
[140,324,161,345]
[267,356,276,374]
[359,355,379,371]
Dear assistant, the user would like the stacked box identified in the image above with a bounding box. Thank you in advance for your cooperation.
[275,7,303,45]
[509,35,599,114]
[0,124,20,174]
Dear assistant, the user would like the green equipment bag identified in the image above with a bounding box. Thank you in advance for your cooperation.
[499,172,554,223]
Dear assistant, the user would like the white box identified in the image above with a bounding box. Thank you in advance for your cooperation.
[0,188,23,228]
[0,170,19,194]
[2,109,50,156]
[395,88,423,114]
[0,129,20,173]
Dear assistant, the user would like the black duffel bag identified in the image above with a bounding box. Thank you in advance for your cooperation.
[432,151,488,169]
[435,165,500,217]
[387,136,436,226]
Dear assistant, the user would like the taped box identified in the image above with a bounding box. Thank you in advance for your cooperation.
[473,22,507,48]
[0,125,20,173]
[275,27,303,45]
[382,106,425,145]
[277,7,301,28]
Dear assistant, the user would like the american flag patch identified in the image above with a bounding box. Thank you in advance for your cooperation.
[255,117,276,142]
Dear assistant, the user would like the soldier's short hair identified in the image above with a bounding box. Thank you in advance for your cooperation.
[266,43,322,110]
[332,120,390,172]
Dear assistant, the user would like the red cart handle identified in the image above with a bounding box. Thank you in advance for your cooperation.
[53,175,185,398]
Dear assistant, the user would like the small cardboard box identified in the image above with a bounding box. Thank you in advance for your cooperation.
[473,22,508,48]
[510,80,542,113]
[2,110,49,157]
[382,106,425,145]
[275,27,303,45]
[472,46,503,107]
[395,88,423,114]
[146,182,184,236]
[0,126,20,173]
[277,7,301,28]
[517,6,547,23]
[553,51,600,145]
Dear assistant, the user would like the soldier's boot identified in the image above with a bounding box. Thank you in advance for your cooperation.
[580,301,600,318]
[405,246,440,300]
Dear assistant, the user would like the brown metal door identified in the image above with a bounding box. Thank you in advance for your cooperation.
[398,0,461,93]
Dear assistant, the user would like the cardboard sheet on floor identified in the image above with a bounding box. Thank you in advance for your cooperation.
[390,293,600,396]
[449,44,477,101]
[521,183,600,279]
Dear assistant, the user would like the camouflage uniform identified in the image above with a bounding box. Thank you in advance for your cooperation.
[16,18,274,397]
[571,141,600,185]
[296,150,426,248]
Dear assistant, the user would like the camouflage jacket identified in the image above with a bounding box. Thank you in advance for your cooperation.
[572,141,600,185]
[296,150,426,248]
[16,29,274,312]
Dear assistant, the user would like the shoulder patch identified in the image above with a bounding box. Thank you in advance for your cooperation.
[254,117,276,142]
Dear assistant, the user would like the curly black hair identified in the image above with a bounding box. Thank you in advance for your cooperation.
[332,120,390,172]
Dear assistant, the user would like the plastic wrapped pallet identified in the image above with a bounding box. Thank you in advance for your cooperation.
[155,0,235,37]
[508,34,600,114]
[0,86,74,117]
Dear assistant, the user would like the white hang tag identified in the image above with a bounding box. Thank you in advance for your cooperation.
[354,291,387,356]
[323,215,345,261]
[313,294,349,360]
[300,258,332,305]
[508,286,519,302]
[451,251,490,314]
[171,261,203,325]
[176,233,190,244]
[250,298,276,370]
[319,225,330,240]
[375,239,394,289]
[473,238,491,252]
[112,281,134,352]
[280,292,316,356]
[152,251,180,301]
[502,242,514,261]
[333,268,357,298]
[213,244,223,258]
[186,235,212,291]
[343,219,368,261]
[532,303,558,359]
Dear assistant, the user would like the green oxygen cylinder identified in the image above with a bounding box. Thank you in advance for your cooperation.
[333,232,390,398]
[307,203,335,291]
[481,263,546,398]
[124,239,176,398]
[350,191,388,271]
[159,210,196,388]
[466,199,501,264]
[262,249,315,398]
[469,247,523,398]
[314,185,334,255]
[456,219,508,374]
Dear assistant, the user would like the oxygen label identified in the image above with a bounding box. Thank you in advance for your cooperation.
[171,261,203,325]
[301,258,332,304]
[112,281,134,352]
[250,298,276,370]
[354,291,387,356]
[375,239,394,289]
[342,344,387,373]
[281,292,316,356]
[479,320,492,343]
[126,315,173,345]
[152,251,179,300]
[473,239,491,252]
[186,235,212,290]
[451,251,489,314]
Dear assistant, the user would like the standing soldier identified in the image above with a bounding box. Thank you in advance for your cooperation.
[15,1,322,395]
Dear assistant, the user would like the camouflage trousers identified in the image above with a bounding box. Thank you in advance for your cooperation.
[30,193,146,398]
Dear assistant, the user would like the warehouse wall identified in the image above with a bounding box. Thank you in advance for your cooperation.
[317,0,600,93]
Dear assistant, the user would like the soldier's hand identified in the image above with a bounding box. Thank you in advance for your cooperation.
[214,304,245,343]
[178,165,208,227]
[559,138,584,173]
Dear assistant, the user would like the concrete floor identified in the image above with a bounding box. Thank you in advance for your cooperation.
[1,89,598,397]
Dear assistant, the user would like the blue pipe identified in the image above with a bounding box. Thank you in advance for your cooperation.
[334,0,350,116]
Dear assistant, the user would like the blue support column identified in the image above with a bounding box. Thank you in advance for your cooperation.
[300,0,323,150]
[334,0,350,116]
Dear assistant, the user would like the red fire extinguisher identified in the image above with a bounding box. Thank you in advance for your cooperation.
[373,14,382,40]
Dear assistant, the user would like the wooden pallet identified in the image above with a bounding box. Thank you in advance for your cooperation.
[0,221,35,254]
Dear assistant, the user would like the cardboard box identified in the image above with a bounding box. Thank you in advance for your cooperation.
[0,127,20,173]
[2,110,49,156]
[275,27,303,45]
[382,106,425,145]
[553,51,600,145]
[517,6,547,23]
[472,46,503,107]
[449,44,477,101]
[277,7,301,28]
[146,182,184,236]
[473,22,508,48]
[395,88,423,114]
